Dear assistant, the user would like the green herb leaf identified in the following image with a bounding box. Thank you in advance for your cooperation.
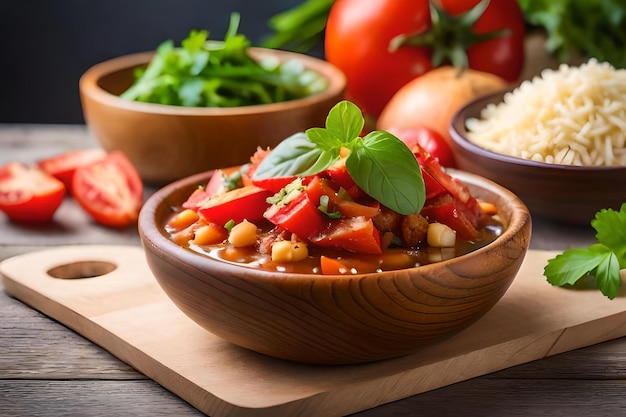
[252,132,338,179]
[346,131,425,215]
[120,12,328,107]
[544,203,626,299]
[252,100,425,215]
[592,203,626,265]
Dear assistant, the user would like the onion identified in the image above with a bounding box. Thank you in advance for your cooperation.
[377,66,509,144]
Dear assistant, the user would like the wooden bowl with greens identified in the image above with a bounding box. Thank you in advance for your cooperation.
[79,16,345,184]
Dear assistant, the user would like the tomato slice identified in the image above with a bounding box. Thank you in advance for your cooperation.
[0,162,66,223]
[421,194,480,240]
[310,216,383,254]
[72,151,143,228]
[264,191,328,239]
[306,176,380,218]
[37,148,107,190]
[198,185,272,226]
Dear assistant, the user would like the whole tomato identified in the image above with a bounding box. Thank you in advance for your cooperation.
[386,127,457,168]
[324,0,525,118]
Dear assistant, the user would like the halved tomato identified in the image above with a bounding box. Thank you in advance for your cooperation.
[37,148,107,189]
[0,162,66,223]
[71,151,143,228]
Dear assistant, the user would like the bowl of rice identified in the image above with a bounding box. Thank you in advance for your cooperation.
[449,59,626,225]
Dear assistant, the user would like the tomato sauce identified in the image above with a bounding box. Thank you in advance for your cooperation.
[166,215,503,275]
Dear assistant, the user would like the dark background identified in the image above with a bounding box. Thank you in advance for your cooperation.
[0,0,316,124]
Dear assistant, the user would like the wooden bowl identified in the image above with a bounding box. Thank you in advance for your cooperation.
[449,91,626,225]
[138,169,532,365]
[79,49,346,185]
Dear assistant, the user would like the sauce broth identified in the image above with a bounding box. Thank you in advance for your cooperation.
[170,216,504,275]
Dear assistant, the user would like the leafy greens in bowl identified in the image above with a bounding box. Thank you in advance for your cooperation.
[121,12,328,108]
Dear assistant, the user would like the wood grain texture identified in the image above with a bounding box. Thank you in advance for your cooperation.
[3,245,626,417]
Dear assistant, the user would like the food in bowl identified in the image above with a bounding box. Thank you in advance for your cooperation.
[121,13,328,108]
[465,59,626,166]
[164,101,505,274]
[139,100,531,364]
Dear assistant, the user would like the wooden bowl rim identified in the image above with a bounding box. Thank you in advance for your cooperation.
[79,48,346,116]
[449,90,626,173]
[139,168,532,280]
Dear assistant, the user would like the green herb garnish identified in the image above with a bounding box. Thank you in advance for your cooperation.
[253,100,425,215]
[120,12,328,107]
[544,203,626,299]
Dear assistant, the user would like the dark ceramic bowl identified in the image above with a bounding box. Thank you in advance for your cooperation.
[138,168,531,365]
[449,90,626,225]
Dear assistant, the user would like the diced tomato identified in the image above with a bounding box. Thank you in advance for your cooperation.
[0,162,66,223]
[421,167,447,200]
[320,256,350,275]
[414,143,480,227]
[421,194,480,240]
[310,216,382,254]
[37,148,107,190]
[198,185,272,226]
[306,176,380,218]
[252,175,301,193]
[72,151,143,228]
[241,148,271,187]
[182,187,211,211]
[264,191,327,239]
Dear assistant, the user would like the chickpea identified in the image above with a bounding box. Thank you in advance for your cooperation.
[193,224,228,245]
[427,222,456,248]
[271,240,309,262]
[228,219,258,247]
[167,209,199,231]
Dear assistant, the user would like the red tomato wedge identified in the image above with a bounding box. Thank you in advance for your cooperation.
[310,216,382,254]
[306,176,380,218]
[0,162,66,223]
[264,191,327,239]
[198,185,272,226]
[72,151,143,228]
[37,148,107,189]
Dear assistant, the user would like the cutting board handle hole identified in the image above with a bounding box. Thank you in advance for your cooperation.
[47,260,117,280]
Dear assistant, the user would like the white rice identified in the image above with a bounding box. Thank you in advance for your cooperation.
[465,59,626,166]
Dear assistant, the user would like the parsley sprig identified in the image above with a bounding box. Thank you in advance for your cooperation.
[252,100,426,215]
[544,203,626,299]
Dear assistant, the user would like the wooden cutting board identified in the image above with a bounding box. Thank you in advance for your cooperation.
[3,245,626,417]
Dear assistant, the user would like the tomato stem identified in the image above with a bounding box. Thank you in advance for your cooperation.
[388,0,511,69]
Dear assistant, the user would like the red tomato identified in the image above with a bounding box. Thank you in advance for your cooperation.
[72,151,143,228]
[387,127,457,168]
[306,176,380,218]
[325,0,525,117]
[37,148,106,190]
[264,191,327,239]
[0,163,66,223]
[198,185,272,226]
[310,216,382,254]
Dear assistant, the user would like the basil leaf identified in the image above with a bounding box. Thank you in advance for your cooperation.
[325,100,364,143]
[252,132,338,179]
[305,126,343,151]
[346,131,425,215]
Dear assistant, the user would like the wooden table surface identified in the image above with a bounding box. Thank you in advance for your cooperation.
[2,123,624,417]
